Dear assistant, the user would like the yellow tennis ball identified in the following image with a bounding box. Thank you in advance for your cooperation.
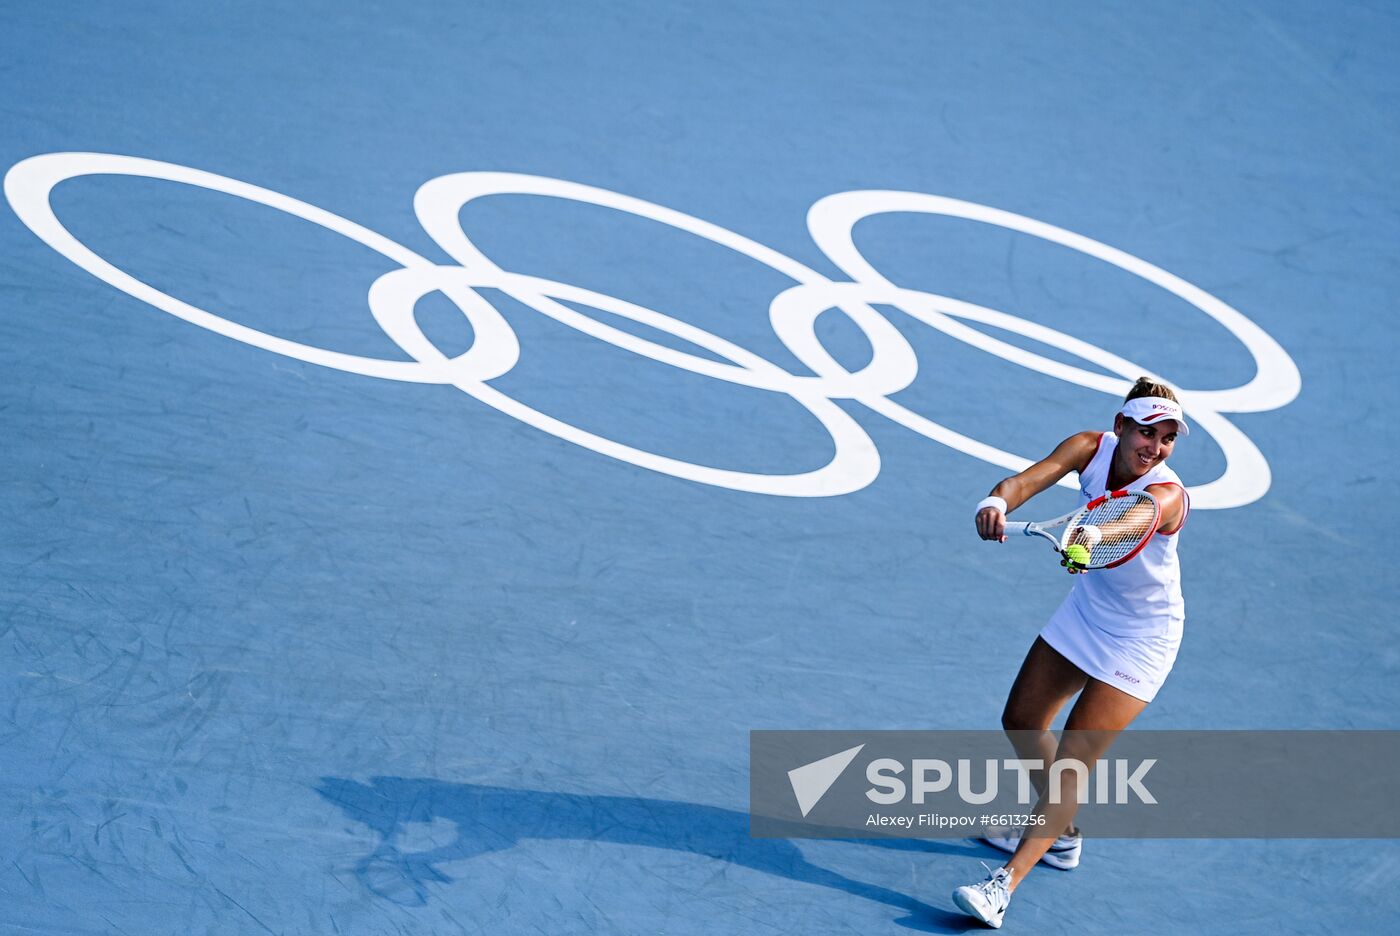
[1064,544,1091,566]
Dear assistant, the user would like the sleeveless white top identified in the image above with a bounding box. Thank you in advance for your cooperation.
[1061,432,1188,638]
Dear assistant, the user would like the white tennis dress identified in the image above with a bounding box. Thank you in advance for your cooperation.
[1039,432,1189,702]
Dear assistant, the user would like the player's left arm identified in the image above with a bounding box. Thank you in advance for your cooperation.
[1145,483,1187,535]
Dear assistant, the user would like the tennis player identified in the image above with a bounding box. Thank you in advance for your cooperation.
[951,378,1190,928]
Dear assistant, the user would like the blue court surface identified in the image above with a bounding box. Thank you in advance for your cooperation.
[3,2,1399,933]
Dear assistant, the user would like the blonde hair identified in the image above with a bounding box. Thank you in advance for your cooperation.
[1123,376,1178,404]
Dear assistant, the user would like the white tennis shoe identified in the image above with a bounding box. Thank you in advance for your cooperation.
[952,862,1013,928]
[981,824,1082,870]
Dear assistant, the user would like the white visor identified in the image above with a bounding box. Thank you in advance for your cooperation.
[1120,396,1189,436]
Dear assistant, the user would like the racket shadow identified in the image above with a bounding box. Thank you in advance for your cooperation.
[316,776,981,932]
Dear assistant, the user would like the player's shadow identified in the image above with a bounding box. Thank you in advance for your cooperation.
[317,776,989,932]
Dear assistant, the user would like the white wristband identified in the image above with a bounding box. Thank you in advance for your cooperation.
[976,495,1008,515]
[1078,524,1102,546]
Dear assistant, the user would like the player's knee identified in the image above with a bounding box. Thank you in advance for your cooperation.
[1053,733,1112,770]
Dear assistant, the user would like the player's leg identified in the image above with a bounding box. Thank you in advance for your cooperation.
[1002,677,1149,889]
[953,640,1096,926]
[979,637,1090,873]
[1000,637,1089,815]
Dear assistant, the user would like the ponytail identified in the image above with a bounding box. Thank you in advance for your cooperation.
[1123,376,1178,404]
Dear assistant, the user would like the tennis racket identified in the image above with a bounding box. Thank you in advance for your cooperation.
[1004,489,1160,572]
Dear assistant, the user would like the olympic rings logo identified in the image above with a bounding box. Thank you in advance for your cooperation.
[5,153,1300,507]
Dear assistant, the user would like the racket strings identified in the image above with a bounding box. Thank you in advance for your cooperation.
[1070,494,1158,566]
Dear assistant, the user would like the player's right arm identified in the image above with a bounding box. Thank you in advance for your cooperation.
[976,431,1101,542]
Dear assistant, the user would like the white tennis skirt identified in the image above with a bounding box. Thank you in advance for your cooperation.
[1040,600,1183,703]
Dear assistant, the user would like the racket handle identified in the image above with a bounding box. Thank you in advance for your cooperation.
[1003,521,1030,535]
